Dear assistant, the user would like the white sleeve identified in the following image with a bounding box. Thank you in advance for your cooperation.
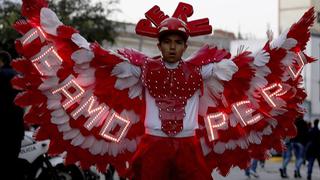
[201,59,238,81]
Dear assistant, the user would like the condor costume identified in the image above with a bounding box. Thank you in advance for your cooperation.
[12,0,317,179]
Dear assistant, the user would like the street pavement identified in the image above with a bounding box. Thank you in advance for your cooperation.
[110,157,320,180]
[212,157,320,180]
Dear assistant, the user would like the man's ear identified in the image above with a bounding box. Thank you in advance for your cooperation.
[184,43,188,52]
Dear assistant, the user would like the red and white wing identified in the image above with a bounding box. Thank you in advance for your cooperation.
[196,7,316,175]
[12,0,146,176]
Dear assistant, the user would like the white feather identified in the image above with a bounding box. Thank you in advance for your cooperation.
[281,38,297,50]
[205,78,224,95]
[213,142,226,154]
[249,76,268,92]
[51,108,66,117]
[38,77,59,91]
[80,135,95,149]
[77,76,95,87]
[47,99,61,110]
[262,125,272,135]
[212,59,239,81]
[71,49,94,64]
[270,108,288,116]
[247,96,260,109]
[248,131,262,144]
[247,76,268,105]
[112,62,133,78]
[71,133,85,146]
[200,137,211,156]
[109,143,119,157]
[225,140,237,150]
[121,110,139,124]
[281,71,291,82]
[268,118,278,128]
[74,63,90,71]
[253,50,270,66]
[198,93,217,116]
[128,83,143,99]
[118,139,126,153]
[271,29,289,49]
[57,123,71,132]
[40,8,63,35]
[201,63,214,79]
[127,139,137,152]
[51,114,70,125]
[237,139,249,149]
[76,68,96,87]
[115,76,139,90]
[71,33,91,50]
[229,113,238,127]
[63,129,80,140]
[44,91,61,100]
[75,67,95,77]
[100,141,109,155]
[256,66,271,77]
[89,140,103,155]
[281,51,296,66]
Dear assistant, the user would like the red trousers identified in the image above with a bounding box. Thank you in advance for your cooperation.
[130,134,213,180]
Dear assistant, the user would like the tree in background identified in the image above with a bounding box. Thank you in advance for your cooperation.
[0,0,121,57]
[0,0,20,57]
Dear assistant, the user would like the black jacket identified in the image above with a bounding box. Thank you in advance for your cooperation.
[306,126,320,158]
[0,66,24,156]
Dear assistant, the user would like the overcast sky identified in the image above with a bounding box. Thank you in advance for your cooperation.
[108,0,279,39]
[12,0,279,39]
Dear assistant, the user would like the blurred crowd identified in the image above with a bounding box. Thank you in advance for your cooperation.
[245,117,320,180]
[279,117,320,180]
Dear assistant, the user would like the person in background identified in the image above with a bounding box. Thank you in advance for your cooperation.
[279,138,292,178]
[305,119,320,180]
[245,159,259,178]
[291,116,309,178]
[0,50,25,179]
[279,116,309,178]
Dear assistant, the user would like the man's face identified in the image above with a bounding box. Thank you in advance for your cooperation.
[157,34,187,63]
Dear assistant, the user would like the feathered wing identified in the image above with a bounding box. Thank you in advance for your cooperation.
[12,0,146,175]
[196,7,316,175]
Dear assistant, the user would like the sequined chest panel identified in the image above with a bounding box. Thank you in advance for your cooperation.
[142,59,202,122]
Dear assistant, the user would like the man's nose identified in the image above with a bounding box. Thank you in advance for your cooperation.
[169,42,176,49]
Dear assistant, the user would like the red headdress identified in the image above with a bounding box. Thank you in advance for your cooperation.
[135,2,212,39]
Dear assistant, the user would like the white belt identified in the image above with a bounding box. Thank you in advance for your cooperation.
[145,128,196,137]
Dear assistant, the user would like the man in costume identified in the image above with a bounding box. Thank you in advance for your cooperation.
[11,0,317,179]
[129,17,231,179]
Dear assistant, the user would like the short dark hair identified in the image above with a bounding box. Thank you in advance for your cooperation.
[0,50,12,66]
[158,31,188,43]
[314,119,319,126]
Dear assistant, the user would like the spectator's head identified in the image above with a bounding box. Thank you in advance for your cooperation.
[314,119,319,127]
[0,50,12,68]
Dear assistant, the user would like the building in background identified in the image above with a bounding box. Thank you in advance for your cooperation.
[279,0,320,120]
